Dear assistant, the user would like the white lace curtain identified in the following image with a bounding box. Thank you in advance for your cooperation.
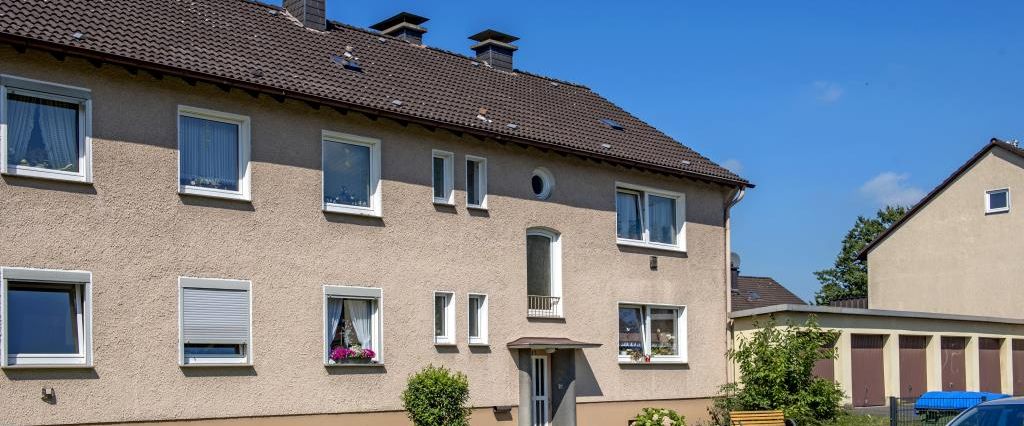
[179,116,239,190]
[6,94,79,171]
[344,299,373,349]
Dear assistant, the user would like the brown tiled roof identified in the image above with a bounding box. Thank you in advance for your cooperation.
[731,276,807,312]
[858,139,1024,260]
[0,0,750,187]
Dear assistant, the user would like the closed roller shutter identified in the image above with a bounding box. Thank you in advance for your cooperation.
[182,287,250,344]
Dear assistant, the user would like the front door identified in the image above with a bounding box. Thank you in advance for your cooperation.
[531,355,551,426]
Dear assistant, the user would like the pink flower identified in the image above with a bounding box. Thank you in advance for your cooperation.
[361,348,375,359]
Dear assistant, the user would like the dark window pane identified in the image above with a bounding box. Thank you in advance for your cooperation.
[184,344,244,357]
[467,160,479,205]
[179,115,240,191]
[526,235,551,296]
[648,195,677,244]
[469,297,480,338]
[324,141,371,207]
[434,295,446,337]
[989,191,1008,210]
[618,307,643,355]
[616,191,643,240]
[433,156,446,199]
[531,175,544,195]
[6,93,80,172]
[7,283,79,354]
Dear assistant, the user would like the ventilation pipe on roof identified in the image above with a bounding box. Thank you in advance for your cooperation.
[283,0,327,31]
[469,29,519,72]
[370,12,429,45]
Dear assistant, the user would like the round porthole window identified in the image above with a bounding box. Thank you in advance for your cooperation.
[531,167,554,199]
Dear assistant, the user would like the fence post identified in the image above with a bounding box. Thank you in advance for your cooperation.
[889,396,898,426]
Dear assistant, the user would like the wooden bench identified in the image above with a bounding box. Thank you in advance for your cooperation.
[729,410,787,426]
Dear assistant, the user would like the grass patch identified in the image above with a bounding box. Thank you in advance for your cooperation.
[825,414,890,426]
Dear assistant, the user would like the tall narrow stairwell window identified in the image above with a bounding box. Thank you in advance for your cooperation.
[526,228,562,318]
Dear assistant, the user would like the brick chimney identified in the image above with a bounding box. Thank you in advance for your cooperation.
[469,29,519,72]
[284,0,326,31]
[370,12,429,45]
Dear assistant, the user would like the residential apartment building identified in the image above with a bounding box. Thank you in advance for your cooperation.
[733,140,1024,408]
[0,0,751,425]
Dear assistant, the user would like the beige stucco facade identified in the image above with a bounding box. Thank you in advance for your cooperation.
[0,46,735,425]
[867,146,1023,318]
[733,306,1024,406]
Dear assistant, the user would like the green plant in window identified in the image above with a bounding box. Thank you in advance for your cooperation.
[633,408,685,426]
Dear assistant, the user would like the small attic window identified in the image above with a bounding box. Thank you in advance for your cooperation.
[600,118,624,131]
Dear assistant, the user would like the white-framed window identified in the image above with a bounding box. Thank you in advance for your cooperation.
[177,106,251,201]
[432,150,454,205]
[466,155,488,209]
[178,277,252,366]
[322,131,383,217]
[526,228,562,318]
[0,75,93,183]
[324,285,383,366]
[434,291,455,345]
[468,294,488,345]
[617,303,686,364]
[1,267,93,368]
[986,188,1010,214]
[615,182,686,252]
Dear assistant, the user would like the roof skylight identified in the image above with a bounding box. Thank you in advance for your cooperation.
[600,118,624,130]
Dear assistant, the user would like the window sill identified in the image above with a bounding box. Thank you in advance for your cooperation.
[2,167,91,184]
[179,186,250,202]
[468,342,490,347]
[180,362,253,367]
[325,362,384,367]
[616,239,685,253]
[434,341,457,347]
[4,359,92,369]
[985,208,1010,215]
[432,200,455,207]
[617,359,687,365]
[467,205,488,211]
[323,203,382,218]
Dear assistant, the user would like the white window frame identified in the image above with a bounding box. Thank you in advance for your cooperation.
[323,285,384,366]
[433,291,456,345]
[178,277,253,367]
[526,227,563,318]
[432,150,455,205]
[986,188,1010,214]
[615,182,686,252]
[468,293,489,345]
[1,267,93,368]
[322,130,383,217]
[0,75,93,183]
[176,105,252,201]
[616,302,687,364]
[465,155,488,209]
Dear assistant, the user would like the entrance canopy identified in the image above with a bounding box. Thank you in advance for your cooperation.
[506,337,601,350]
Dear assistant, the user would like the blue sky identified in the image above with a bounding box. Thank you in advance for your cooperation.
[329,1,1024,301]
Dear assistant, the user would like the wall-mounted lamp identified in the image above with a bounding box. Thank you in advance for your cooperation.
[41,387,56,404]
[492,405,512,414]
[650,256,658,271]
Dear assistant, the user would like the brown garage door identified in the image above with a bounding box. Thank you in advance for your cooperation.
[941,337,967,391]
[813,339,836,381]
[979,338,1002,393]
[899,336,928,398]
[852,334,886,407]
[1013,340,1024,395]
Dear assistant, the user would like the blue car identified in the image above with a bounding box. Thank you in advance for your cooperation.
[947,396,1024,426]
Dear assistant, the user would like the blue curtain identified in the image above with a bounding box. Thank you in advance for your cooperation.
[6,93,79,172]
[179,116,239,191]
[616,191,643,240]
[648,195,676,244]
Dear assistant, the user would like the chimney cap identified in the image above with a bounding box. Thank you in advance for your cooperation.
[370,12,429,31]
[468,29,519,44]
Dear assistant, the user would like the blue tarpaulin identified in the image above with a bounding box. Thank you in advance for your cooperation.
[914,391,1011,412]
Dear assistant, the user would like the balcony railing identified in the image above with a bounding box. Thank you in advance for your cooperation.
[528,295,561,318]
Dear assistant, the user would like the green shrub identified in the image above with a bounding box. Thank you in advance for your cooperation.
[710,316,844,425]
[401,365,471,426]
[633,408,685,426]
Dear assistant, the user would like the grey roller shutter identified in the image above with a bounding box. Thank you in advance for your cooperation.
[182,287,249,344]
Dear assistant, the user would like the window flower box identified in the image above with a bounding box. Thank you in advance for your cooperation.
[328,346,377,365]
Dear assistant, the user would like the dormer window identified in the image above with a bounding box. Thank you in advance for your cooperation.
[986,188,1010,214]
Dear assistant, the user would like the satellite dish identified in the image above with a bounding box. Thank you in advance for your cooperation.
[730,252,741,269]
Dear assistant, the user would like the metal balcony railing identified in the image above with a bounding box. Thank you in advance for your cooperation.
[527,295,561,318]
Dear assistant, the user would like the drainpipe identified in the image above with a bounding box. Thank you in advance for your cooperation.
[724,186,746,384]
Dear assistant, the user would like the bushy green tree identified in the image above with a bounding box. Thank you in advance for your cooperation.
[814,205,908,305]
[711,316,844,425]
[634,408,685,426]
[402,365,471,426]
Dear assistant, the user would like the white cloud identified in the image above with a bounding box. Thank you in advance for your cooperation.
[721,159,743,175]
[813,81,844,103]
[859,172,925,206]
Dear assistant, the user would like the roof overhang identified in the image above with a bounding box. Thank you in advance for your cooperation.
[506,337,601,350]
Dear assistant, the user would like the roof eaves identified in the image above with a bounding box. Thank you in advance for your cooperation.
[857,139,1024,260]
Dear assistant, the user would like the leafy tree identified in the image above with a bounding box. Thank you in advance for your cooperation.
[710,316,843,425]
[814,205,908,305]
[402,365,471,426]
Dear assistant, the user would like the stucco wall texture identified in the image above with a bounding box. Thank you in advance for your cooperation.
[868,147,1024,319]
[0,47,732,425]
